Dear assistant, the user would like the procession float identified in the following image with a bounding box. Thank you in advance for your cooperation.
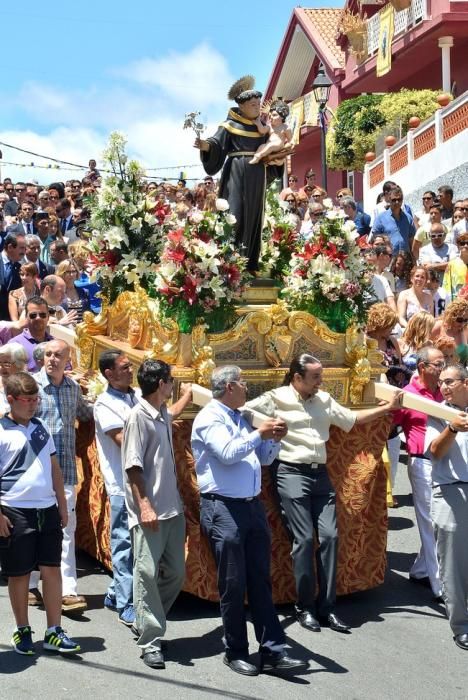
[73,106,391,603]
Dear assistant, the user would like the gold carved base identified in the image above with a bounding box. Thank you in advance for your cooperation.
[75,288,384,409]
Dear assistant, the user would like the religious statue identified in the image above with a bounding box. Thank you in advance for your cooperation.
[193,75,284,271]
[250,101,293,166]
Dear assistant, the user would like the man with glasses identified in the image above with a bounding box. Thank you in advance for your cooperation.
[6,296,52,371]
[300,202,324,238]
[412,203,448,259]
[418,223,458,284]
[371,186,416,255]
[393,347,446,599]
[341,196,371,238]
[191,365,306,676]
[425,365,468,650]
[450,197,468,244]
[4,183,21,218]
[122,360,192,669]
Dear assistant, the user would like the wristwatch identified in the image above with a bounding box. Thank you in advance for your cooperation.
[448,423,458,434]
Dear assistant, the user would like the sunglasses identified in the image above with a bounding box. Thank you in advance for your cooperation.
[28,312,48,319]
[430,234,444,239]
[455,317,468,324]
[14,395,41,404]
[391,198,403,203]
[15,188,25,192]
[458,241,468,247]
[422,196,433,201]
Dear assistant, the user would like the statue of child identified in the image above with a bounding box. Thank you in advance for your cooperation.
[250,101,292,165]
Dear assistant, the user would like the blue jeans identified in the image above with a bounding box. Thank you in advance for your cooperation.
[107,495,133,611]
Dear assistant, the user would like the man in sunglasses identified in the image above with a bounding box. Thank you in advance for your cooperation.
[450,197,468,245]
[393,347,446,599]
[425,365,468,651]
[418,223,458,284]
[371,185,416,254]
[6,296,52,372]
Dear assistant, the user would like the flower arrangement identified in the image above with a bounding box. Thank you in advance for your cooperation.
[87,132,166,302]
[152,200,250,333]
[282,207,374,332]
[260,183,301,281]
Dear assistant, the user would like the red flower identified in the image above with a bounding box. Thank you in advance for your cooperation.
[166,246,186,263]
[167,228,185,245]
[195,229,211,243]
[223,263,241,285]
[181,275,198,305]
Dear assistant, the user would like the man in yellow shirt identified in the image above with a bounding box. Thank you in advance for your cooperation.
[248,353,401,634]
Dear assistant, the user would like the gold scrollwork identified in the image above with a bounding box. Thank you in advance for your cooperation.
[345,324,371,405]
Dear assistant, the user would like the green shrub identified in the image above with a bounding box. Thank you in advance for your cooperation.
[326,88,443,172]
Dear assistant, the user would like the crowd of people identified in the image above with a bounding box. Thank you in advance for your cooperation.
[0,164,467,671]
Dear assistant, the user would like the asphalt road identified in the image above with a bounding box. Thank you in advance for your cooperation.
[1,464,467,700]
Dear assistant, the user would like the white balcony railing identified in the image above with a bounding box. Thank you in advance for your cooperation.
[367,0,428,55]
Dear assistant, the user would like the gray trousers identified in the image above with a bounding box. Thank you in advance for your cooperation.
[431,483,468,636]
[132,513,186,648]
[275,463,338,616]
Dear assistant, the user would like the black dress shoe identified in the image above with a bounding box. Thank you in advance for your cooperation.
[260,651,308,674]
[223,655,259,676]
[142,646,165,669]
[409,575,431,589]
[319,613,351,633]
[454,634,468,650]
[296,609,321,632]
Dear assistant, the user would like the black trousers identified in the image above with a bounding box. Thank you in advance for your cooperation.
[275,463,338,616]
[200,496,285,658]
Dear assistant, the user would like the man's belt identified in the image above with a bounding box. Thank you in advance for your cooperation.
[201,493,257,503]
[278,460,327,470]
[227,151,256,157]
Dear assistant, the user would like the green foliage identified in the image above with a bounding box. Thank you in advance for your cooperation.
[327,89,442,172]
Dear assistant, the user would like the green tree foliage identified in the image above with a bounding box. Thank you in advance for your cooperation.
[326,89,442,172]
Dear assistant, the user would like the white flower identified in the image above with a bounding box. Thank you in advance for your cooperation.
[323,197,334,210]
[225,213,237,225]
[105,226,128,248]
[123,267,140,285]
[215,198,230,212]
[144,212,157,226]
[190,209,204,224]
[130,217,143,233]
[215,222,224,235]
[325,209,339,220]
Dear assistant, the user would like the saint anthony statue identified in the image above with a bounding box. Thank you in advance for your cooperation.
[194,76,284,271]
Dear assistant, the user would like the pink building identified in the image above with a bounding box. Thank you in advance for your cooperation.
[265,2,468,202]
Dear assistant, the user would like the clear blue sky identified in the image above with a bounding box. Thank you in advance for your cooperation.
[0,1,340,182]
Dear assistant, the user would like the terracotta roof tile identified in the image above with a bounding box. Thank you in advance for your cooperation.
[302,8,345,68]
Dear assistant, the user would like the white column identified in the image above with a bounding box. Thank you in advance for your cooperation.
[438,36,454,93]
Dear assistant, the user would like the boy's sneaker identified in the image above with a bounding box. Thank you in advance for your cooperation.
[103,593,117,611]
[43,626,81,654]
[118,604,135,627]
[11,626,35,655]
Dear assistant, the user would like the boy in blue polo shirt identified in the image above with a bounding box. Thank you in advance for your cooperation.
[0,372,80,656]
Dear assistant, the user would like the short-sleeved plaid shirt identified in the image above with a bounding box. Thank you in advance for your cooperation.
[35,368,93,485]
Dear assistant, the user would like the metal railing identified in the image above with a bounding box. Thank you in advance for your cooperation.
[367,0,428,55]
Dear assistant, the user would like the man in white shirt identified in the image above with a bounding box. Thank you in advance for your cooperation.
[418,224,458,284]
[94,350,139,627]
